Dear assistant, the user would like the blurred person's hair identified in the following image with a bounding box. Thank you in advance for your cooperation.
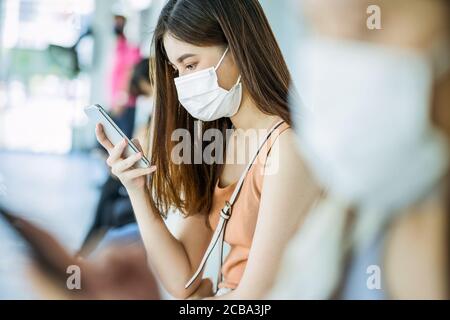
[148,0,293,219]
[129,58,154,97]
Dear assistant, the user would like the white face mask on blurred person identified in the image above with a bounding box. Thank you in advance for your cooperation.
[276,38,450,300]
[292,37,450,212]
[134,95,154,131]
[174,47,242,121]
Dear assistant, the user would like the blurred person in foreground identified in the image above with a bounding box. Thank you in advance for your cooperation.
[269,0,450,299]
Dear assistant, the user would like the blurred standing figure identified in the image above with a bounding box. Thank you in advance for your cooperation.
[270,0,450,299]
[109,5,141,138]
[131,58,155,137]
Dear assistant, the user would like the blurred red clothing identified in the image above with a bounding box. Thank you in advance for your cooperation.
[110,35,141,110]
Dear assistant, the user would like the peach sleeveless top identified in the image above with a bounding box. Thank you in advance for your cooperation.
[208,122,290,290]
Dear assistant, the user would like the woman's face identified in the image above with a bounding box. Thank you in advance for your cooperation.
[163,33,240,91]
[303,0,447,48]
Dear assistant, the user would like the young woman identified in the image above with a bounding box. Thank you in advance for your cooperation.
[96,0,319,299]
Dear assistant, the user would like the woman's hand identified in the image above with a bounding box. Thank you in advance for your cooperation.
[29,244,161,300]
[95,124,156,194]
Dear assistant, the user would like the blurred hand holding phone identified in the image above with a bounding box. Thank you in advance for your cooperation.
[0,208,160,300]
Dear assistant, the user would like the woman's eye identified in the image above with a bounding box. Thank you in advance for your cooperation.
[186,64,196,71]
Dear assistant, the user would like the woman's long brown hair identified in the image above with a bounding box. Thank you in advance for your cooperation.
[148,0,293,219]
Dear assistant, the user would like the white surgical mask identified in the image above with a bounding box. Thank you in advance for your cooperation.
[292,37,450,213]
[174,47,242,121]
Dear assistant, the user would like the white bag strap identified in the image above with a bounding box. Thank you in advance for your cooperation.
[185,120,286,290]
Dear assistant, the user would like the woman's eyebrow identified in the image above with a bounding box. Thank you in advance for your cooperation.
[177,53,196,63]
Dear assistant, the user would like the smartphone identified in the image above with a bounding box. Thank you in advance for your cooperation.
[84,104,150,169]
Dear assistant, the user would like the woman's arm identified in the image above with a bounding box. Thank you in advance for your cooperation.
[96,125,212,299]
[211,129,321,299]
[129,190,213,299]
[385,194,447,299]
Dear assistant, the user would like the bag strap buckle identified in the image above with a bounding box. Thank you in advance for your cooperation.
[220,201,232,220]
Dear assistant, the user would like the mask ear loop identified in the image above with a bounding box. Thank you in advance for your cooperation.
[234,75,242,86]
[215,46,242,87]
[214,46,230,71]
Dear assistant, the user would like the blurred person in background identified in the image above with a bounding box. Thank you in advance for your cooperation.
[81,58,154,255]
[269,0,450,299]
[109,5,142,138]
[132,58,155,139]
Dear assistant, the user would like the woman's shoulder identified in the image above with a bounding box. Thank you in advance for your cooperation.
[266,127,302,165]
[263,126,319,189]
[273,126,296,147]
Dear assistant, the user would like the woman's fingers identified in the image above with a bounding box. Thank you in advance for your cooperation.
[114,152,144,173]
[95,124,114,152]
[96,124,127,165]
[107,139,128,166]
[123,166,157,181]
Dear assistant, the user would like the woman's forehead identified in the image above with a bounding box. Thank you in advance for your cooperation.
[163,34,199,62]
[163,33,220,64]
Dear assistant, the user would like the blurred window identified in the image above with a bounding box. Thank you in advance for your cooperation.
[0,0,94,153]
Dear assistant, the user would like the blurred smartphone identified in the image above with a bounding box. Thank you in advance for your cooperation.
[84,104,151,169]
